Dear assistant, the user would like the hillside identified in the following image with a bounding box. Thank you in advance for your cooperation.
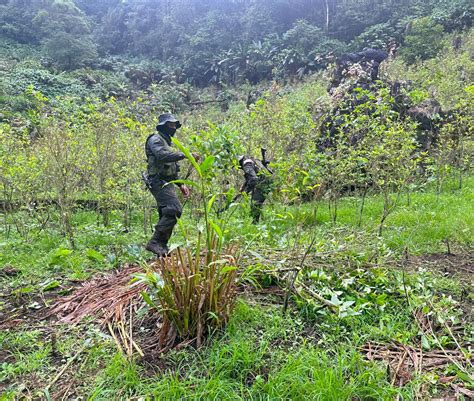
[0,1,473,399]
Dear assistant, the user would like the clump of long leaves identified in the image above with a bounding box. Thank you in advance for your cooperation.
[135,232,238,349]
[134,138,239,350]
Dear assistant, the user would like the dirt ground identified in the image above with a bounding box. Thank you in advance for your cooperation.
[407,251,473,282]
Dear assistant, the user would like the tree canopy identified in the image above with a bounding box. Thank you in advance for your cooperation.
[0,0,472,89]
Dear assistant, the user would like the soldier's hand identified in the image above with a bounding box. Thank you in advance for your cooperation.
[180,184,190,198]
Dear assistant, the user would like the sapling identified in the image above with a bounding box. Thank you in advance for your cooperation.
[37,123,85,248]
[362,117,418,235]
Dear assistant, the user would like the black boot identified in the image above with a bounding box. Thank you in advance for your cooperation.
[145,240,168,256]
[146,230,169,257]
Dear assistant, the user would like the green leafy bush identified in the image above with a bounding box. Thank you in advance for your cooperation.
[399,17,444,65]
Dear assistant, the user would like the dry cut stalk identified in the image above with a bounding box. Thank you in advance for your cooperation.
[391,349,408,386]
[361,341,471,387]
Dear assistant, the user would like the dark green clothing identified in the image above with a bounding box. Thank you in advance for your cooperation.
[145,132,185,181]
[150,177,182,243]
[241,158,272,223]
[250,186,266,223]
[145,131,185,247]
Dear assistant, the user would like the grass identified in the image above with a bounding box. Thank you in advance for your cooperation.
[1,176,472,288]
[0,177,473,399]
[84,302,407,400]
[257,176,473,255]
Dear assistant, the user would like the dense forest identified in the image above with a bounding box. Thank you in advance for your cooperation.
[1,0,472,102]
[1,0,473,399]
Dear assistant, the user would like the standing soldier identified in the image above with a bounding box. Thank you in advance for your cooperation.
[145,113,190,256]
[238,152,273,223]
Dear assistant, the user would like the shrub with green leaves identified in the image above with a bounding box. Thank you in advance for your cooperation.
[399,17,444,65]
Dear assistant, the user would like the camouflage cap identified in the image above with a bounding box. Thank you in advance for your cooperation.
[157,113,182,128]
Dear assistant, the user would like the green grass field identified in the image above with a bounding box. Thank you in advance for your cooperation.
[1,177,473,399]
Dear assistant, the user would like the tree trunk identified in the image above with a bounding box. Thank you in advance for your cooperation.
[357,186,368,227]
[123,179,132,231]
[324,0,330,33]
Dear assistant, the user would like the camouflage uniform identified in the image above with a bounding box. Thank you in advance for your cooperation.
[145,114,185,255]
[240,157,272,223]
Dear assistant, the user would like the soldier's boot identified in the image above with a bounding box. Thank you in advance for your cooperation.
[250,203,262,224]
[146,240,168,257]
[146,231,169,257]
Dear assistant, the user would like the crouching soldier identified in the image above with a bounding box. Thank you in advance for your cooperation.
[238,154,273,223]
[145,113,190,256]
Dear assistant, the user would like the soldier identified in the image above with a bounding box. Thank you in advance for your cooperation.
[145,113,191,256]
[238,154,273,223]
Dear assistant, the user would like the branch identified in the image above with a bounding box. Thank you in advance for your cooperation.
[188,99,227,105]
[43,343,87,393]
[299,282,338,313]
[283,235,318,313]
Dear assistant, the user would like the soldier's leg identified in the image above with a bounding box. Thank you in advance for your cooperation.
[251,187,265,223]
[154,184,182,244]
[146,183,166,255]
[147,181,182,255]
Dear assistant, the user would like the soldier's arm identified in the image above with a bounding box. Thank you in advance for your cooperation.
[148,135,185,162]
[242,161,258,192]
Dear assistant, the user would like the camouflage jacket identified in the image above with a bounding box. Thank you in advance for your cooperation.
[241,157,272,193]
[145,132,185,181]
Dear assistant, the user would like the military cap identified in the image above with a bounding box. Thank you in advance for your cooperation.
[157,113,182,128]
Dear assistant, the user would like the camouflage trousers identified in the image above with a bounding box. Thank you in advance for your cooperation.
[250,185,267,223]
[149,177,182,244]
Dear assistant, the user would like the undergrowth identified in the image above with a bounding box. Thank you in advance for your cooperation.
[0,178,472,399]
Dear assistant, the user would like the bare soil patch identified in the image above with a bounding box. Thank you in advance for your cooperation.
[406,251,473,284]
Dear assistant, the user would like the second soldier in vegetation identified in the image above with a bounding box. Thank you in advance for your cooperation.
[144,113,190,256]
[238,152,273,223]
